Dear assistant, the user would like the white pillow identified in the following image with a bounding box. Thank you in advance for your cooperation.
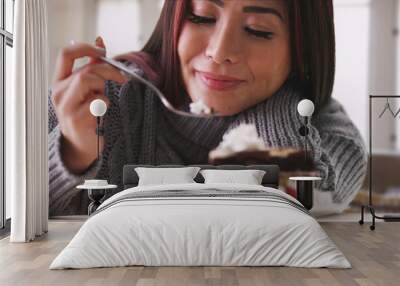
[200,169,266,185]
[135,167,201,186]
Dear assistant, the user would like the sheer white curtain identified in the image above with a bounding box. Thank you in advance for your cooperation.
[7,0,49,242]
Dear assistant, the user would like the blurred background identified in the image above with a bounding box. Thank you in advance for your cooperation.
[43,0,400,212]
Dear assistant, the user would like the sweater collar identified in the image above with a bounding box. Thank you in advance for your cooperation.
[159,76,300,149]
[160,92,235,149]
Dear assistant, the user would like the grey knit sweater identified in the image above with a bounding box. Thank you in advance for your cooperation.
[48,65,367,216]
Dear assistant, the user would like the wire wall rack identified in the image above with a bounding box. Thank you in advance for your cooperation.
[359,95,400,230]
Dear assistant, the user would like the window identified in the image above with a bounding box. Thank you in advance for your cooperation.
[0,0,14,231]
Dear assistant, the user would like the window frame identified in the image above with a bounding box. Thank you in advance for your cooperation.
[0,0,14,231]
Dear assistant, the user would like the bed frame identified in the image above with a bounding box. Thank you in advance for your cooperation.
[122,164,280,190]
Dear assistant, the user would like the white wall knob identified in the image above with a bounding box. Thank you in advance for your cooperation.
[297,99,315,117]
[90,99,107,117]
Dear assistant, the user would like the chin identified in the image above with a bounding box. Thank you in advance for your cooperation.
[215,107,245,116]
[188,85,253,116]
[207,100,249,116]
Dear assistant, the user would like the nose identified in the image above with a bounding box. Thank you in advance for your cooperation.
[205,21,242,65]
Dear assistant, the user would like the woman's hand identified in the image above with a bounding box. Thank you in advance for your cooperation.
[51,37,128,174]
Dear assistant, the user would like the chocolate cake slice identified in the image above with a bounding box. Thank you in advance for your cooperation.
[209,148,314,172]
[208,124,314,172]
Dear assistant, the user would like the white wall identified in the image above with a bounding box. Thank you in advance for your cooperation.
[395,0,400,150]
[333,0,400,151]
[46,0,97,82]
[397,0,400,96]
[332,0,371,145]
[368,0,398,151]
[46,0,163,81]
[95,0,162,57]
[95,0,142,56]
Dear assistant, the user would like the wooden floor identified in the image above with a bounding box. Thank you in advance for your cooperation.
[0,219,399,286]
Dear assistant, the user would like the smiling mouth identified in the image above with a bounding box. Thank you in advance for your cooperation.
[197,71,245,91]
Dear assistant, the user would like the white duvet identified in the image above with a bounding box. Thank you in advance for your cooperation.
[50,183,350,269]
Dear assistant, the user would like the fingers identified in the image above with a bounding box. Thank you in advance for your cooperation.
[58,73,107,114]
[71,93,110,134]
[59,91,110,139]
[51,77,73,107]
[52,61,127,116]
[54,42,106,81]
[79,63,128,84]
[96,36,106,51]
[89,36,107,65]
[78,93,111,121]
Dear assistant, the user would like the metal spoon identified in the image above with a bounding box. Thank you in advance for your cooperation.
[100,56,219,118]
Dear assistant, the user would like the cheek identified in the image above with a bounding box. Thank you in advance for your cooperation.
[177,27,190,64]
[177,27,194,97]
[255,41,290,76]
[178,25,205,100]
[178,25,205,68]
[249,42,291,97]
[177,30,189,69]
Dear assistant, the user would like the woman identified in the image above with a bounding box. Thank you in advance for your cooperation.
[48,0,367,216]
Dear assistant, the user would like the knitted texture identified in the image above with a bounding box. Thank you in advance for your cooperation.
[48,66,367,216]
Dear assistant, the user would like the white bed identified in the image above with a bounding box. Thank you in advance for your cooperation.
[50,183,350,269]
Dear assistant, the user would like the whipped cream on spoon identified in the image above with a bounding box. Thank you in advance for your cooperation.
[100,56,217,118]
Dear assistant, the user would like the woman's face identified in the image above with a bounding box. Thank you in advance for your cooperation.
[178,0,291,116]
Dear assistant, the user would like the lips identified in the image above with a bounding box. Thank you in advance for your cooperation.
[197,71,245,91]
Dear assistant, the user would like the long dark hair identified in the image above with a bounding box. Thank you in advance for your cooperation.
[116,0,335,113]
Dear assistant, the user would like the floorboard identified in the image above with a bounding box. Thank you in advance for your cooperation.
[0,219,399,286]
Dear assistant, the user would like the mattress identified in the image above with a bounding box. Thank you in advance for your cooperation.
[50,183,350,269]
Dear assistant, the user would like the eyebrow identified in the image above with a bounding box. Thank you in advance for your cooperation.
[206,0,284,22]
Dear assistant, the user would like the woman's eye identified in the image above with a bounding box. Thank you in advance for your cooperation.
[245,27,274,40]
[187,12,216,24]
[187,12,274,40]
